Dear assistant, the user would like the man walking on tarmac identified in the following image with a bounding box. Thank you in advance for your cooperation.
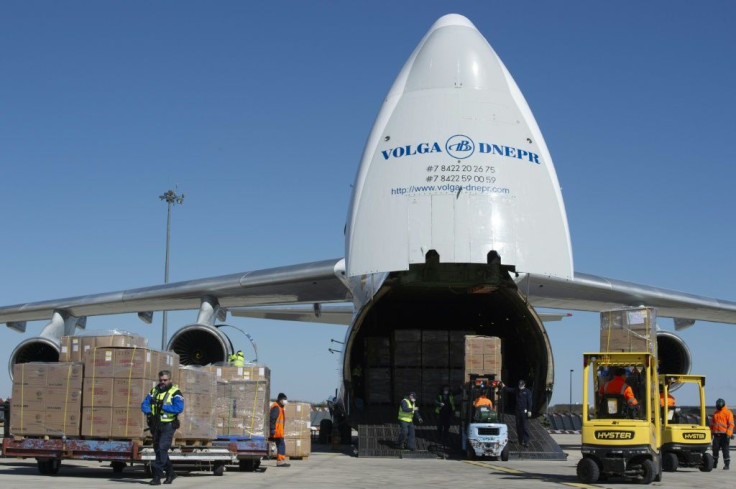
[711,398,734,470]
[397,391,422,450]
[502,380,533,447]
[141,370,184,485]
[270,393,290,467]
[434,385,455,444]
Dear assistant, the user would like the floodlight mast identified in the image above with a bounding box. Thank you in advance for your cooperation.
[159,189,185,349]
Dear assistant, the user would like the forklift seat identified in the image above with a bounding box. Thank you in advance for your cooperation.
[597,394,628,419]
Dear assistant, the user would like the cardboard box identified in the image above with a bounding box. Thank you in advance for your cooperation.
[205,365,270,382]
[365,367,391,404]
[45,387,83,407]
[284,402,311,438]
[364,337,391,367]
[83,347,116,378]
[81,407,112,438]
[61,334,148,362]
[83,378,114,407]
[113,348,156,379]
[113,378,155,408]
[10,409,46,436]
[111,407,146,438]
[214,380,270,437]
[45,410,81,437]
[284,436,311,458]
[45,362,84,389]
[392,368,422,404]
[178,366,217,395]
[12,363,47,386]
[393,342,421,367]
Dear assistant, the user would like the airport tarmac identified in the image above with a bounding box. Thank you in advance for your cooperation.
[0,434,733,488]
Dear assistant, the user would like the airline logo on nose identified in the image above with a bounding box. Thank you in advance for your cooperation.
[446,134,475,159]
[380,135,540,164]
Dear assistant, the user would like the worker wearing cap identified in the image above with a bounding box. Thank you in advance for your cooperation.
[269,393,290,467]
[229,350,245,367]
[397,391,422,450]
[711,398,734,470]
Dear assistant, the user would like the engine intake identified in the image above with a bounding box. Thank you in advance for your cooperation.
[167,323,233,366]
[8,337,60,380]
[656,330,692,388]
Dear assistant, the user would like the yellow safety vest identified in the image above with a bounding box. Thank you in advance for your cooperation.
[398,398,415,423]
[150,385,181,422]
[230,352,245,367]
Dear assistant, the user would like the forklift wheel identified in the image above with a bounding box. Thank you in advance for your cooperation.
[639,459,655,484]
[662,452,678,472]
[500,444,509,462]
[576,457,600,484]
[466,444,475,460]
[700,453,714,472]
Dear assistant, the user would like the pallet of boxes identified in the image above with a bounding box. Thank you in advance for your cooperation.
[10,332,217,444]
[284,402,312,460]
[599,307,656,355]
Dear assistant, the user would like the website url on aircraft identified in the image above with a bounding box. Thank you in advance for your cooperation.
[391,183,511,195]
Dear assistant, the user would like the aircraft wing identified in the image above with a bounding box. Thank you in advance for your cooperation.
[518,272,736,329]
[0,258,350,328]
[230,303,354,325]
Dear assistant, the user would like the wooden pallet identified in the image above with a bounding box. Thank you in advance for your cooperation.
[287,455,309,461]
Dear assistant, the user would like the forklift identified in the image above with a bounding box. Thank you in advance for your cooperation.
[577,352,662,484]
[660,374,713,472]
[461,374,509,460]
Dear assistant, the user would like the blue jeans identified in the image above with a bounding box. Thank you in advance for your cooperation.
[152,421,175,477]
[397,420,415,450]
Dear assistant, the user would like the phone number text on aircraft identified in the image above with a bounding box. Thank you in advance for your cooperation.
[425,164,497,184]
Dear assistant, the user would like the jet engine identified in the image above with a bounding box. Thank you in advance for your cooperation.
[656,330,692,381]
[167,323,234,366]
[8,336,60,379]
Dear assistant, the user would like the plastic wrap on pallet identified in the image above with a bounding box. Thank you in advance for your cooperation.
[284,435,311,458]
[11,362,83,437]
[600,307,657,355]
[176,366,217,440]
[214,374,270,437]
[464,335,502,382]
[60,330,148,362]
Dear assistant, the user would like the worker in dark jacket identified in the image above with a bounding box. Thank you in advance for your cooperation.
[269,393,290,467]
[502,379,533,447]
[434,385,455,443]
[141,370,184,485]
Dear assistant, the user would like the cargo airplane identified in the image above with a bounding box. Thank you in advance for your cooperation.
[2,14,736,427]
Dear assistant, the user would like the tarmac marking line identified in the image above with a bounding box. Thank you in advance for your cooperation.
[463,460,524,474]
[561,483,600,489]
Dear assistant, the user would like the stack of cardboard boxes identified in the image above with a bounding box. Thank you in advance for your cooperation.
[464,335,503,382]
[205,365,271,437]
[600,307,657,355]
[10,362,83,436]
[284,401,311,458]
[176,366,217,440]
[59,333,148,362]
[81,345,179,439]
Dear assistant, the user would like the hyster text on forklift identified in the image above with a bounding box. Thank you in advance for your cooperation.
[577,352,662,484]
[660,374,714,472]
[461,374,509,460]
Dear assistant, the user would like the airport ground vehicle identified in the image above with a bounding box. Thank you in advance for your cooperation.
[461,374,509,460]
[577,352,662,484]
[660,374,713,472]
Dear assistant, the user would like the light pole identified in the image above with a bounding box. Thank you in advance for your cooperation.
[569,369,574,412]
[159,189,184,349]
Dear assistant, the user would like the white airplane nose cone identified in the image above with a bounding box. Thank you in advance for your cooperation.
[403,14,504,93]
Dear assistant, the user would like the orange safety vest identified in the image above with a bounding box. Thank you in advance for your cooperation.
[270,401,285,438]
[659,393,675,408]
[600,376,638,406]
[711,407,734,436]
[473,395,493,409]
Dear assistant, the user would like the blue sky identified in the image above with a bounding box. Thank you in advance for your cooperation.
[1,1,735,407]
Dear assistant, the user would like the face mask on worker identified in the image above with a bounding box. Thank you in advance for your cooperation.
[281,399,288,405]
[443,390,449,395]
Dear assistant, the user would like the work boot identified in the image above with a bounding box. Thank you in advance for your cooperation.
[149,477,162,485]
[724,464,730,471]
[164,471,177,484]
